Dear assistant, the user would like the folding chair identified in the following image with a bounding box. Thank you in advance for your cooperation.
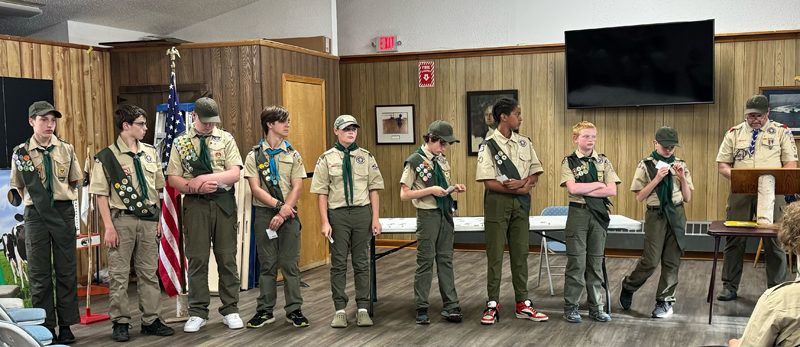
[537,206,569,295]
[0,320,68,347]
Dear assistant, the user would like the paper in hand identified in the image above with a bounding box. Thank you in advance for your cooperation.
[327,235,334,244]
[655,161,670,170]
[446,186,456,194]
[266,228,278,240]
[496,174,509,182]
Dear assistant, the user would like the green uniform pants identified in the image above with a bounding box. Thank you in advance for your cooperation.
[722,193,787,292]
[414,208,459,310]
[24,201,80,329]
[328,206,372,311]
[622,206,686,303]
[106,212,161,325]
[484,191,529,303]
[253,206,302,315]
[183,196,240,319]
[563,205,606,311]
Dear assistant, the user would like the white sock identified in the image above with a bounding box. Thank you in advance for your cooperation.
[336,309,346,314]
[358,308,367,313]
[487,301,497,308]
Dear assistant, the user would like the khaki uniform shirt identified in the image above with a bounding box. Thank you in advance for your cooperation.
[89,137,165,210]
[559,150,622,204]
[400,146,451,210]
[630,157,694,207]
[715,120,798,168]
[739,279,800,347]
[243,140,307,208]
[310,146,384,209]
[165,126,243,189]
[10,135,83,206]
[475,130,544,181]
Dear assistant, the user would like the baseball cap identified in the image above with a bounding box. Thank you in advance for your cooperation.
[655,126,679,147]
[428,120,459,143]
[334,114,359,129]
[28,101,62,118]
[744,95,769,115]
[194,97,220,123]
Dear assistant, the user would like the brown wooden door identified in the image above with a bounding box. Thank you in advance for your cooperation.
[282,73,329,271]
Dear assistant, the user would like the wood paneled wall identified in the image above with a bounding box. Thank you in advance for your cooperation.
[110,40,340,157]
[0,35,114,282]
[340,36,800,232]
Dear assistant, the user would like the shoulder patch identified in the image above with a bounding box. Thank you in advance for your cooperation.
[561,157,567,164]
[729,127,736,133]
[637,161,644,168]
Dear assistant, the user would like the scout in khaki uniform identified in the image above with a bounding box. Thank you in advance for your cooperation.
[311,115,384,328]
[165,97,244,332]
[619,126,693,319]
[399,120,466,325]
[475,97,548,325]
[244,106,309,328]
[729,201,800,347]
[10,101,82,344]
[90,105,174,341]
[559,121,620,323]
[715,94,798,301]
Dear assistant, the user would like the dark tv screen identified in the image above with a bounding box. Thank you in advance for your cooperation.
[565,19,714,109]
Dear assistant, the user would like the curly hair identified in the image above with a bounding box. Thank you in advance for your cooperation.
[779,201,800,254]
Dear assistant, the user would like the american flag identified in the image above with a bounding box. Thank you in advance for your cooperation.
[158,71,186,297]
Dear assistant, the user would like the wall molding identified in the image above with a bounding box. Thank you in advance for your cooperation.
[341,29,800,64]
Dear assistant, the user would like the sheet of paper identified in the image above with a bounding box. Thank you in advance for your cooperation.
[496,174,509,182]
[655,160,670,170]
[446,185,456,193]
[266,228,278,239]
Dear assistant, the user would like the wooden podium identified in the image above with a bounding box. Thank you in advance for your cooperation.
[705,168,800,324]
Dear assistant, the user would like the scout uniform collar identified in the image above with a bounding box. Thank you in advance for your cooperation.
[261,138,290,152]
[29,134,62,150]
[419,144,437,161]
[574,149,599,161]
[188,126,222,139]
[114,137,143,155]
[491,129,520,146]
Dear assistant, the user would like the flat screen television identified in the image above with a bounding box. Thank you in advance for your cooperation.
[565,19,714,109]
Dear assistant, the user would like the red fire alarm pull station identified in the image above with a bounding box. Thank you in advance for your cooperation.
[419,61,434,87]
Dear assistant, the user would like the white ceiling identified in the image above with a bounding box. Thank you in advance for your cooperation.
[0,0,262,37]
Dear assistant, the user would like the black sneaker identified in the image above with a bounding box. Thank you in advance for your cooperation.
[112,322,130,342]
[247,310,276,328]
[286,309,309,328]
[652,301,673,318]
[415,308,430,325]
[716,288,737,301]
[141,319,175,336]
[56,325,76,344]
[441,307,463,323]
[619,288,634,310]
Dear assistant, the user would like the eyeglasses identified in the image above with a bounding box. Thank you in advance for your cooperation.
[438,139,450,146]
[131,121,147,127]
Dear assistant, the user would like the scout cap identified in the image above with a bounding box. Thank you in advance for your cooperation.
[194,97,220,123]
[28,101,62,118]
[334,114,359,129]
[744,94,769,115]
[655,126,679,147]
[428,120,459,143]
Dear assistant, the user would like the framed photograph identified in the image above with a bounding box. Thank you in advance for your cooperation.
[375,104,415,144]
[466,89,519,155]
[760,86,800,138]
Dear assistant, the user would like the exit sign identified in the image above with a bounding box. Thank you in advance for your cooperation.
[375,36,398,52]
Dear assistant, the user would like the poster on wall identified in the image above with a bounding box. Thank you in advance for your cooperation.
[375,104,415,144]
[466,89,518,156]
[0,170,24,235]
[760,86,800,138]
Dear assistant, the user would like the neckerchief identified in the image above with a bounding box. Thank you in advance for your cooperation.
[34,144,55,206]
[262,139,285,185]
[116,141,149,201]
[334,141,359,206]
[197,134,213,172]
[567,152,611,229]
[650,150,674,213]
[96,145,159,221]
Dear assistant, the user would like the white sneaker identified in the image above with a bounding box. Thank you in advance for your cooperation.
[183,316,207,333]
[223,313,244,329]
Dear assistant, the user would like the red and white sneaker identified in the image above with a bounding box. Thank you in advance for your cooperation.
[480,302,499,325]
[515,300,548,321]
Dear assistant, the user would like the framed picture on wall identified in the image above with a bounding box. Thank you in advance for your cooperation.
[760,86,800,138]
[375,104,416,144]
[466,89,518,156]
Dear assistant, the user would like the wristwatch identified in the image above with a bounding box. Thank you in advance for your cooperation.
[275,200,284,209]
